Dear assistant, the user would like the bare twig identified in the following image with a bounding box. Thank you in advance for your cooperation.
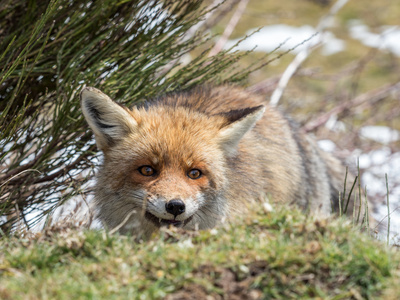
[208,0,249,57]
[0,145,48,182]
[157,0,231,77]
[109,210,136,235]
[375,207,399,233]
[5,144,96,186]
[248,68,320,95]
[247,76,280,95]
[303,82,400,132]
[0,169,42,188]
[184,0,226,40]
[269,0,349,106]
[199,0,242,33]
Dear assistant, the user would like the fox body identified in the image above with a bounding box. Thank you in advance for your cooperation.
[81,85,349,237]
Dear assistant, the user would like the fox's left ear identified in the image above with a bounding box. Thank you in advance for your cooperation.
[217,105,265,157]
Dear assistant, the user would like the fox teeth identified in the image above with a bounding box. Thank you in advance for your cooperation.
[159,218,162,223]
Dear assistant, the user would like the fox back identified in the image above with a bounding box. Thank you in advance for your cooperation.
[81,85,348,237]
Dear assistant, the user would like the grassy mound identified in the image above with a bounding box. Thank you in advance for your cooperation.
[1,206,399,299]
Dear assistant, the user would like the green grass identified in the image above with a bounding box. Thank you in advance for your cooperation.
[1,205,399,299]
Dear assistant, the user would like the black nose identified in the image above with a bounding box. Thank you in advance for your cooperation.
[165,199,186,217]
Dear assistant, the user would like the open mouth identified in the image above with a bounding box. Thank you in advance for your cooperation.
[145,211,193,228]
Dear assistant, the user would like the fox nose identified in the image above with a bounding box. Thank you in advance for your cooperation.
[165,199,186,217]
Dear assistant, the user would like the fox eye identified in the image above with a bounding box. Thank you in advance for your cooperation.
[187,169,202,179]
[138,166,156,176]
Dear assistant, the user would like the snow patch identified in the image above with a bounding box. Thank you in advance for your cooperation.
[349,20,400,56]
[318,139,337,152]
[225,24,345,56]
[360,126,400,144]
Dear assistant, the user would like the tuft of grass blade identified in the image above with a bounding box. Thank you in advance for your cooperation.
[344,175,357,215]
[364,186,369,235]
[356,158,362,224]
[385,173,390,246]
[341,166,348,214]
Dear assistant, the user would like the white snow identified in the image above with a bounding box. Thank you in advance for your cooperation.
[318,139,337,152]
[349,20,400,56]
[360,126,400,144]
[225,24,346,56]
[224,20,400,59]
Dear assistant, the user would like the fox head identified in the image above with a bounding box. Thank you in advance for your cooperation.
[81,87,264,233]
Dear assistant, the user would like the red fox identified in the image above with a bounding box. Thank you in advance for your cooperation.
[81,85,364,237]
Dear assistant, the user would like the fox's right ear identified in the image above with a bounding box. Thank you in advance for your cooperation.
[80,87,137,150]
[217,105,265,157]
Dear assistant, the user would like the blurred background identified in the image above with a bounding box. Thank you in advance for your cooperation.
[1,0,399,244]
[203,0,400,243]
